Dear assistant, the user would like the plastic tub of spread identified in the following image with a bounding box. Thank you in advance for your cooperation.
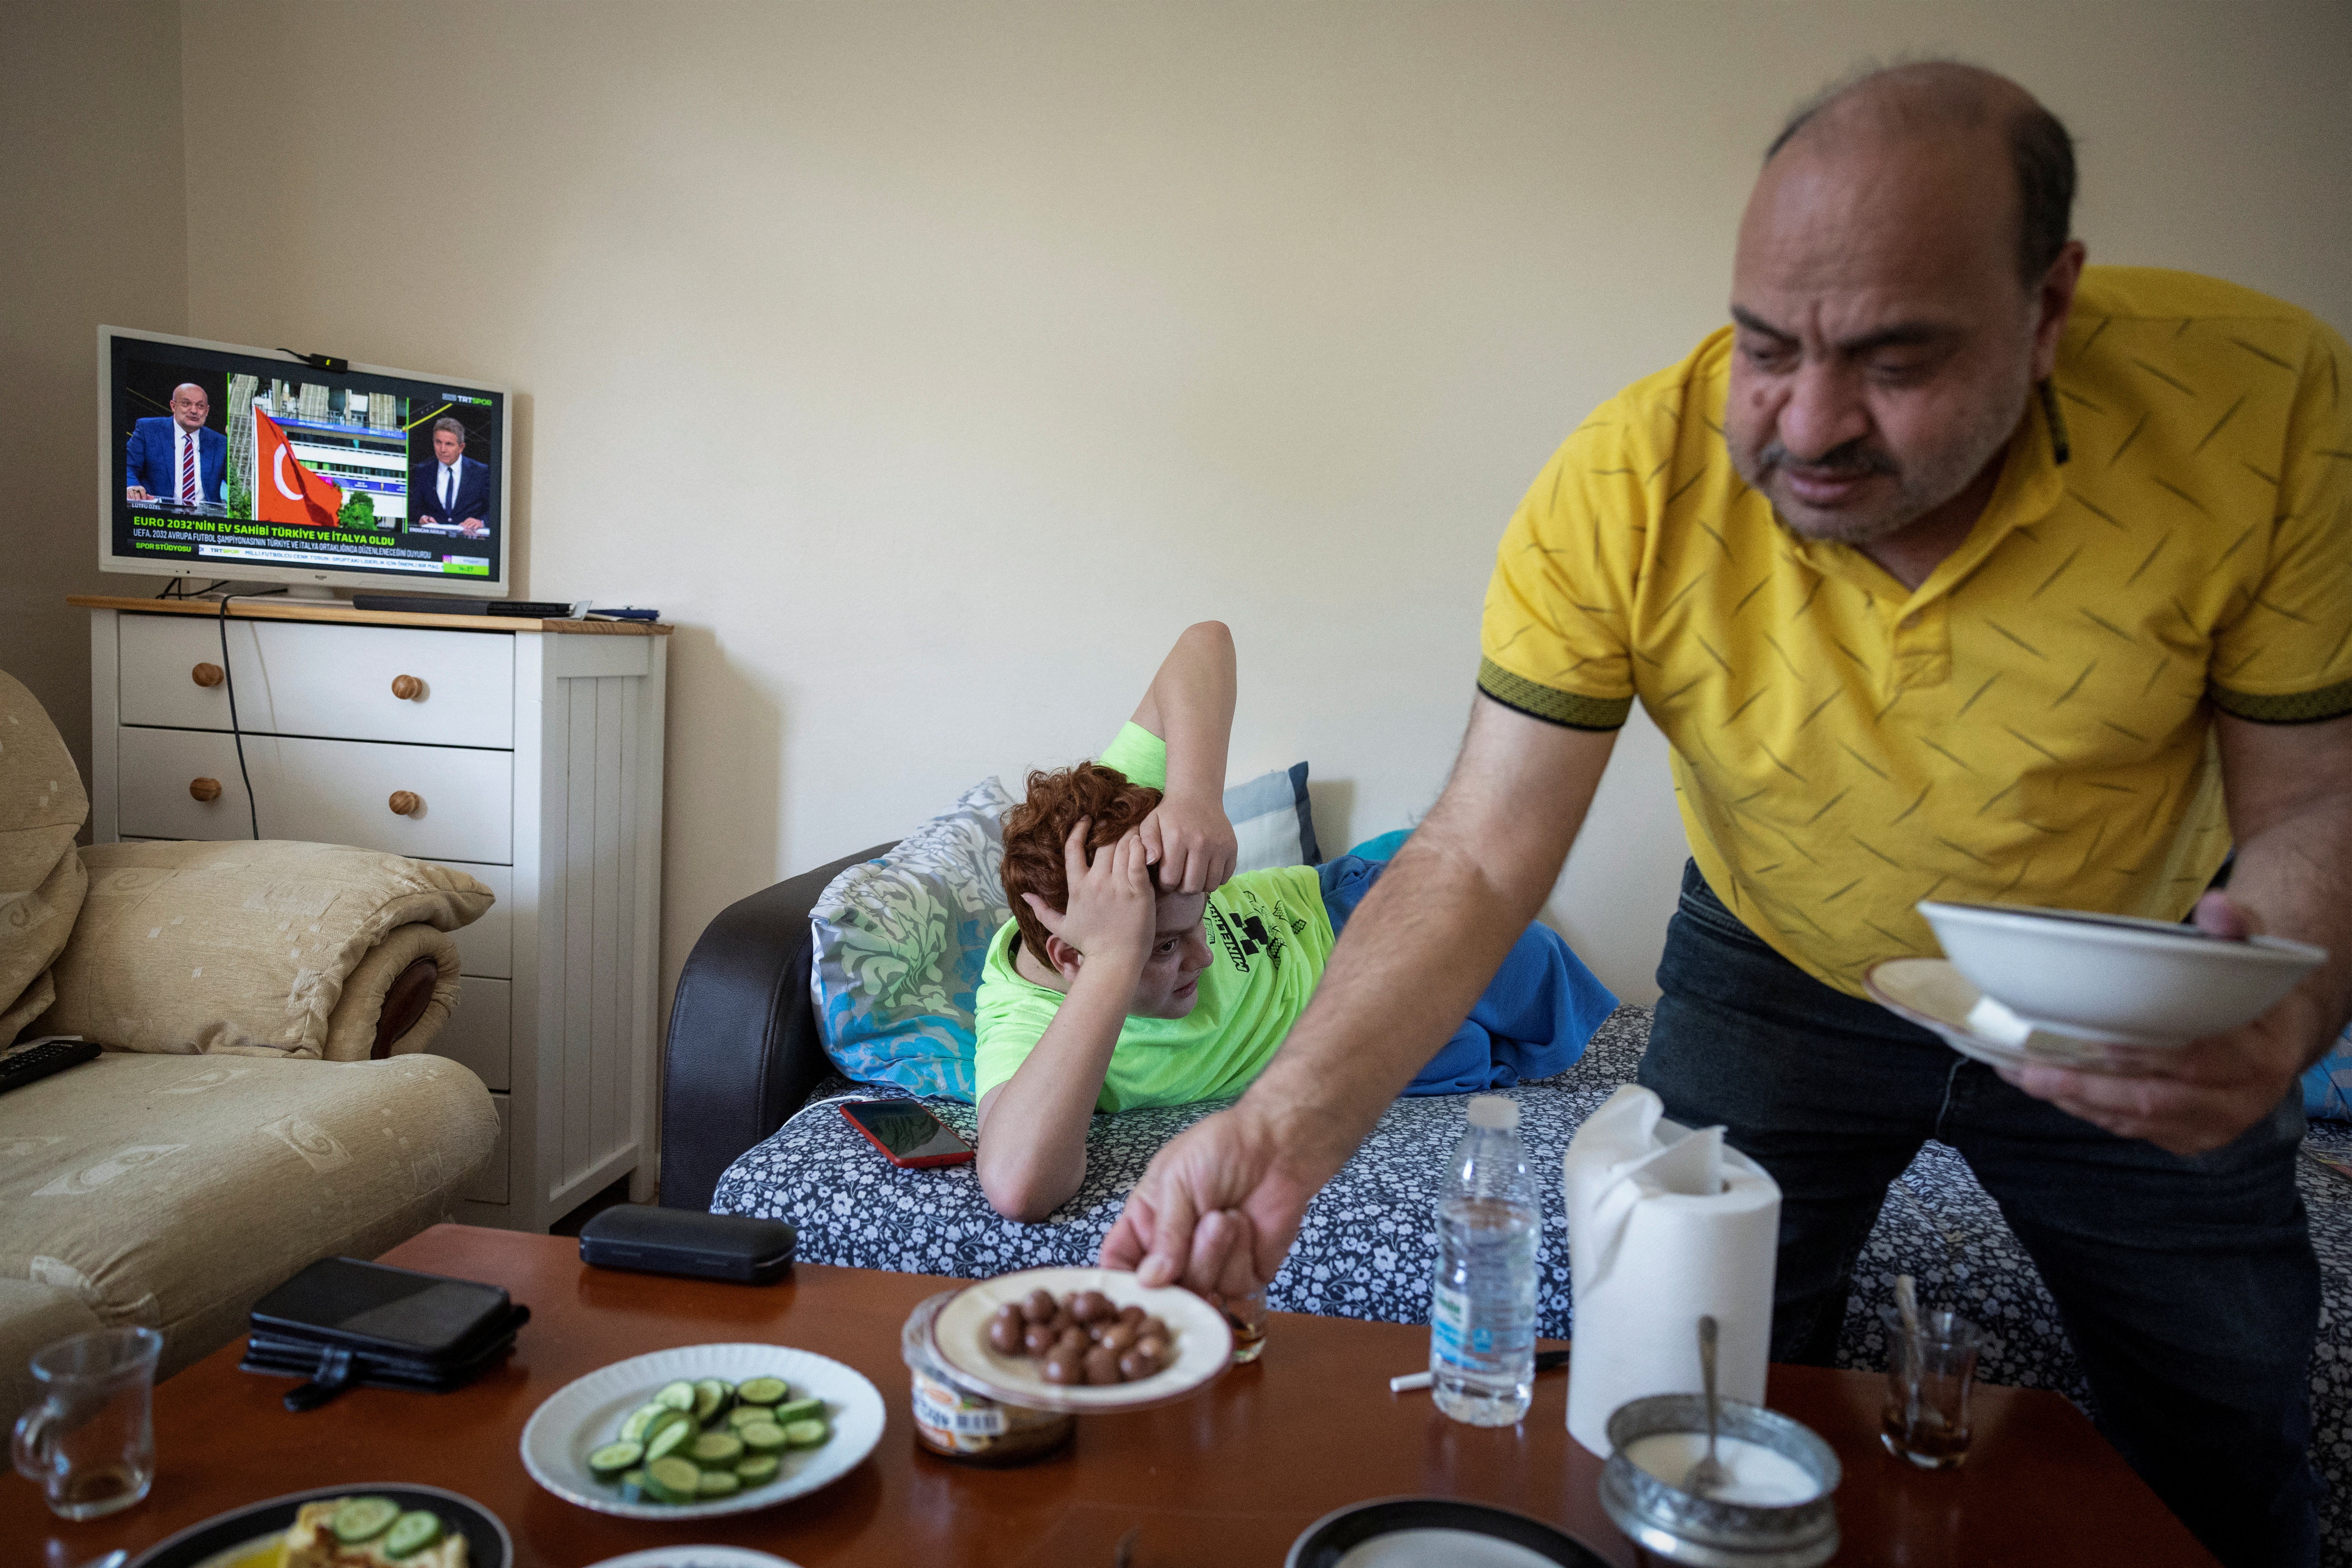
[902,1289,1074,1467]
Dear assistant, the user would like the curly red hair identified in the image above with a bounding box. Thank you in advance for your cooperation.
[1000,762,1163,967]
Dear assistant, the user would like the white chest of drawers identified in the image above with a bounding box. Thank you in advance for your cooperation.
[76,596,669,1233]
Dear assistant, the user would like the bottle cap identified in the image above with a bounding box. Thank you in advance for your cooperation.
[1467,1094,1519,1130]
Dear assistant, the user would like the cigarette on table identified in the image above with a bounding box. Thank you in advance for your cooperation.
[1390,1348,1570,1394]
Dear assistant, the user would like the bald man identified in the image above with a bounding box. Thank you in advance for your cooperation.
[125,382,226,507]
[1103,64,2351,1564]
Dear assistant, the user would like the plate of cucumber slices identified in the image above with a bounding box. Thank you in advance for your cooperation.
[519,1343,885,1519]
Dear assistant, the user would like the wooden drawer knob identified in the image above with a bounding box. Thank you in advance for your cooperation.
[388,790,422,817]
[191,662,225,688]
[390,674,425,701]
[189,777,222,802]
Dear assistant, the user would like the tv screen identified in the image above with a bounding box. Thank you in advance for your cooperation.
[98,326,510,594]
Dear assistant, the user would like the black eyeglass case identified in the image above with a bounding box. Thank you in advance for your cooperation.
[577,1205,797,1285]
[241,1256,527,1411]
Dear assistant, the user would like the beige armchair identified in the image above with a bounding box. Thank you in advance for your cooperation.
[0,668,500,1410]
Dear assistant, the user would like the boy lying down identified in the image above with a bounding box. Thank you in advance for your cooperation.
[973,621,1616,1222]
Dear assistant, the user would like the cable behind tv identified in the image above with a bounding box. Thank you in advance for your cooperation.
[214,590,283,840]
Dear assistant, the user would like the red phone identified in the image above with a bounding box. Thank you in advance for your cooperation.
[838,1100,976,1168]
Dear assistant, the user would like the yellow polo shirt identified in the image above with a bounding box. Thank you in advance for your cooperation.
[1479,267,2352,996]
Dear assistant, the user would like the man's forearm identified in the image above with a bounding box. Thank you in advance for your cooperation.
[1243,697,1614,1178]
[2227,784,2352,1065]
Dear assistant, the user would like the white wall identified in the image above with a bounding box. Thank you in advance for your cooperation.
[20,1,2347,1016]
[0,0,187,824]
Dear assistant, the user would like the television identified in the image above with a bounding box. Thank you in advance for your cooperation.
[97,325,511,599]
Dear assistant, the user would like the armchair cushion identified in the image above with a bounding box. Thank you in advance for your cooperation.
[325,922,463,1061]
[0,669,89,1045]
[39,841,491,1059]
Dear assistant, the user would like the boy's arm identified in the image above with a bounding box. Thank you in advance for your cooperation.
[975,826,1158,1221]
[1132,621,1238,894]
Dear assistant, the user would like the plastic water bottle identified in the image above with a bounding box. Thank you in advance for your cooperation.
[1429,1094,1541,1425]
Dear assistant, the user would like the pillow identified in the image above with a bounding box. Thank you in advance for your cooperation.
[812,778,1015,1101]
[39,840,492,1058]
[2303,1024,2352,1121]
[0,669,90,1046]
[1226,761,1321,872]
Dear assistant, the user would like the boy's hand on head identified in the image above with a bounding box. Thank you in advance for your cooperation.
[1022,818,1159,976]
[1138,793,1238,895]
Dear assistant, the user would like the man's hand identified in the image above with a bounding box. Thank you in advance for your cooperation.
[1099,1098,1337,1296]
[460,516,487,537]
[1998,891,2321,1154]
[127,485,152,502]
[1136,791,1236,895]
[1021,818,1156,977]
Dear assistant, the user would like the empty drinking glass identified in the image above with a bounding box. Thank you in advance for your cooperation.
[12,1326,164,1520]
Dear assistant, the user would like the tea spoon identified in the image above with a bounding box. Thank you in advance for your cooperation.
[1684,1314,1730,1497]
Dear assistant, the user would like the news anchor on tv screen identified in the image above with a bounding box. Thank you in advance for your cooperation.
[412,417,494,537]
[124,383,225,505]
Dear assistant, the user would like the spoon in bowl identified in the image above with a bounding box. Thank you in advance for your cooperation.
[1683,1314,1729,1498]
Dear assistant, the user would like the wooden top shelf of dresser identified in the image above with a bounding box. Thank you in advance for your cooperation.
[69,595,673,635]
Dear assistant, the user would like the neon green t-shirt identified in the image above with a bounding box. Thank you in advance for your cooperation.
[972,724,1334,1112]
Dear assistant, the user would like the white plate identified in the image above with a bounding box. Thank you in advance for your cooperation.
[929,1265,1232,1413]
[1864,957,2173,1075]
[519,1343,884,1521]
[583,1551,800,1568]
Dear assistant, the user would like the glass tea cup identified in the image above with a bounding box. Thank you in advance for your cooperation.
[1878,1305,1989,1469]
[1212,1285,1268,1364]
[12,1326,164,1520]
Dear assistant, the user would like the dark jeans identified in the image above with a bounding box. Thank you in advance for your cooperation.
[1638,861,2322,1568]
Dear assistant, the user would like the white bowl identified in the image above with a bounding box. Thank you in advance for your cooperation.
[1916,900,2325,1048]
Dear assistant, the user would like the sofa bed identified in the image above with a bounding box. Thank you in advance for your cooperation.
[659,780,2352,1558]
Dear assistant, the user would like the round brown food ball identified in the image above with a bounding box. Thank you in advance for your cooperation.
[1023,1322,1060,1357]
[1118,1346,1160,1380]
[1042,1352,1085,1385]
[1118,1304,1147,1328]
[1022,1289,1056,1323]
[989,1310,1026,1355]
[1071,1290,1113,1324]
[1054,1327,1089,1359]
[1139,1316,1168,1342]
[1083,1345,1123,1385]
[1100,1322,1138,1353]
[1133,1334,1168,1367]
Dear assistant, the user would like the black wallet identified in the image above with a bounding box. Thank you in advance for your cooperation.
[241,1257,528,1411]
[577,1205,796,1285]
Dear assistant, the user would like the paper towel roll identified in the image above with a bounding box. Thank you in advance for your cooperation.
[1563,1083,1781,1457]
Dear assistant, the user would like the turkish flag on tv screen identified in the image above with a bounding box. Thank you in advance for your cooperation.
[254,408,343,527]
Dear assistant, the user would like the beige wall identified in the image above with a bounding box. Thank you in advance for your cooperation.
[15,2,2348,1016]
[0,0,187,827]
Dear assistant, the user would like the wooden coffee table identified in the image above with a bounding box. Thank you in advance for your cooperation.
[5,1224,2217,1567]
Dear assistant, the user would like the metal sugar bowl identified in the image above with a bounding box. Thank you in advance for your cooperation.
[1599,1394,1842,1567]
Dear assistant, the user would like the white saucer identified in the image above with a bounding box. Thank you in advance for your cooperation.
[929,1265,1232,1414]
[1864,957,2179,1076]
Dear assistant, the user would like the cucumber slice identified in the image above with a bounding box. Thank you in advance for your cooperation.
[738,1419,787,1452]
[653,1379,697,1411]
[693,1377,730,1422]
[771,1396,826,1425]
[643,1410,696,1463]
[735,1453,782,1484]
[724,1404,770,1430]
[643,1454,702,1503]
[696,1469,741,1497]
[782,1417,830,1450]
[618,1402,665,1443]
[735,1376,788,1406]
[383,1511,443,1560]
[330,1497,401,1544]
[588,1440,644,1478]
[618,1468,647,1499]
[688,1430,744,1466]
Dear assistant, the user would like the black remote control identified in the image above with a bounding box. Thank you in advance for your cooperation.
[0,1037,102,1096]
